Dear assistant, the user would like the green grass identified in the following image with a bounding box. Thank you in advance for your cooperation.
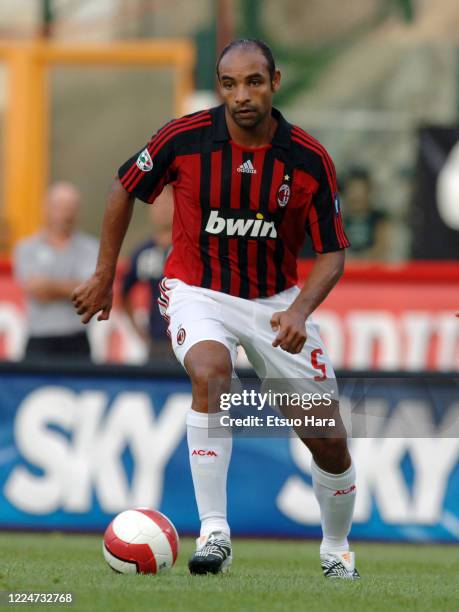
[0,533,458,611]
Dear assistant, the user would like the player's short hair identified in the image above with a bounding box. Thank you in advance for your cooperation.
[216,38,276,81]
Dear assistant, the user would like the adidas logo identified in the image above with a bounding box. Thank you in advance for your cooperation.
[237,160,257,174]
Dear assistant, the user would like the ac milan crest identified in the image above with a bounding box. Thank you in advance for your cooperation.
[277,183,290,207]
[177,327,186,345]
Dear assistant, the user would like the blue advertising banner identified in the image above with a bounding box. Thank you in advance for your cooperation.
[0,366,458,542]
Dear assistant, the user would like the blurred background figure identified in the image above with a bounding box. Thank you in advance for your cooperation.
[342,168,392,261]
[13,181,98,361]
[120,185,175,362]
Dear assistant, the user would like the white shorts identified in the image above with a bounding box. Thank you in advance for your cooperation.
[158,278,337,395]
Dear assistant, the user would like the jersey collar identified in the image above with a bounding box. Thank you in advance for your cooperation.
[211,104,291,149]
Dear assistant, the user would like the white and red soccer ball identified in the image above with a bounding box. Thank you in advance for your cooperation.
[103,508,179,574]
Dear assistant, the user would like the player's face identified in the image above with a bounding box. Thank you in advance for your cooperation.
[218,48,280,129]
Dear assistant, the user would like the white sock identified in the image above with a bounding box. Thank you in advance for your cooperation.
[311,459,356,555]
[187,409,232,538]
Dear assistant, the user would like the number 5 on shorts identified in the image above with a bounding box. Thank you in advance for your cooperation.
[311,348,327,381]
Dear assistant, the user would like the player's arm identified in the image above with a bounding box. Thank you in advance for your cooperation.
[72,122,176,324]
[271,251,344,353]
[271,151,349,354]
[72,179,134,323]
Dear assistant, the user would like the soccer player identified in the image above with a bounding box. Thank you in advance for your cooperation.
[72,39,359,580]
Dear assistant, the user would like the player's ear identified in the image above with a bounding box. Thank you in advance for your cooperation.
[271,69,281,93]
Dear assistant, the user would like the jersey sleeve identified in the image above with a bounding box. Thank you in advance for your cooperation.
[118,121,177,204]
[305,154,350,253]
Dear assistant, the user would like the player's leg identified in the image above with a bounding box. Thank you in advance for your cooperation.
[241,288,359,578]
[184,341,234,574]
[279,393,356,567]
[159,279,237,573]
[300,434,359,579]
[184,340,233,537]
[273,391,356,569]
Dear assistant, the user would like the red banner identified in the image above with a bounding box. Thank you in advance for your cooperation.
[298,261,459,371]
[1,260,458,370]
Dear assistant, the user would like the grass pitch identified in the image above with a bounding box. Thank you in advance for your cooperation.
[0,533,458,611]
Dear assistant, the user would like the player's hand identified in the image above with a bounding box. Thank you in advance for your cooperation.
[71,274,113,324]
[270,308,307,354]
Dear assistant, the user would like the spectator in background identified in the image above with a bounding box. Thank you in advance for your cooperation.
[343,168,391,260]
[13,182,98,361]
[120,185,174,361]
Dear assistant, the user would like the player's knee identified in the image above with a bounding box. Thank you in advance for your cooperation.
[186,342,231,377]
[309,437,350,474]
[185,345,232,408]
[190,364,232,411]
[190,360,231,389]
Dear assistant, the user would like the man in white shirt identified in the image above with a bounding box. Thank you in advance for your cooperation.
[14,182,98,361]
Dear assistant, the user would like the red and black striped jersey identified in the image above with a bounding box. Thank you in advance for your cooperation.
[118,105,349,299]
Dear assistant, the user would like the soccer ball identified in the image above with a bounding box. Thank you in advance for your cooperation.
[103,508,179,574]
